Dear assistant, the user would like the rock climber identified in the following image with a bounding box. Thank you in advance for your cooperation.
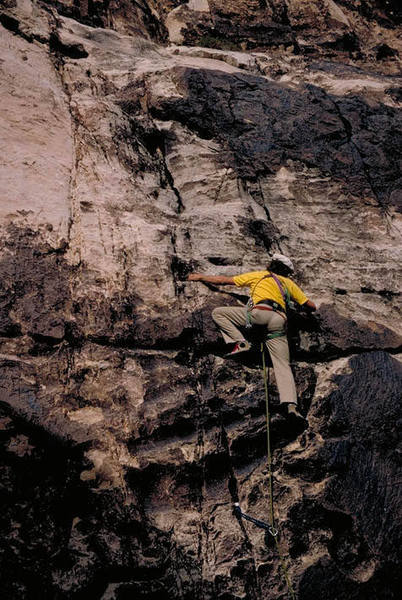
[187,254,316,419]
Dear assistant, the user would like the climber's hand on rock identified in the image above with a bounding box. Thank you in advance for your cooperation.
[302,299,317,312]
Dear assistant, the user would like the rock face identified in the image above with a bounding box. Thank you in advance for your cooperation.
[0,1,401,599]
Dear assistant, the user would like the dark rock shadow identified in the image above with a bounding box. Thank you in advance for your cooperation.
[145,66,402,210]
[290,351,402,600]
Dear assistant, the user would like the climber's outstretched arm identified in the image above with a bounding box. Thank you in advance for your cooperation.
[187,273,235,285]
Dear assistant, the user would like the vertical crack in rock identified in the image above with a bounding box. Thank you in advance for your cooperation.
[161,151,186,214]
[213,167,229,203]
[44,10,84,267]
[170,228,183,297]
[328,95,389,217]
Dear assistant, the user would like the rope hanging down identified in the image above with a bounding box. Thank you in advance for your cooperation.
[235,343,295,600]
[261,342,296,600]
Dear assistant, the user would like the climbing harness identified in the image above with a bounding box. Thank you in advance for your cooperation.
[235,343,296,600]
[271,272,291,306]
[254,299,286,313]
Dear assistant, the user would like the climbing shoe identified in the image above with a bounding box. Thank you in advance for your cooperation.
[286,403,307,431]
[287,403,303,418]
[225,340,251,357]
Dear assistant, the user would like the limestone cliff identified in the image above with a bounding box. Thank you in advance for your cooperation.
[0,1,401,599]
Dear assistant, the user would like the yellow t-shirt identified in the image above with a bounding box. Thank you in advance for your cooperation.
[233,270,308,310]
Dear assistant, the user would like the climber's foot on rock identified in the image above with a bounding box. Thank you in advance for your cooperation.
[286,403,307,432]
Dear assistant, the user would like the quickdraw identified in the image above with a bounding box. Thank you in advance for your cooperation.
[233,503,278,537]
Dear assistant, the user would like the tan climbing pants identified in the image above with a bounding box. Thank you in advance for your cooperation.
[212,305,297,405]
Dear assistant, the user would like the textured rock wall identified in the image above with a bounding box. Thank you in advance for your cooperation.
[0,1,401,599]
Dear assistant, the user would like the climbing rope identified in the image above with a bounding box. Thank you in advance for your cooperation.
[261,342,296,600]
[261,343,275,530]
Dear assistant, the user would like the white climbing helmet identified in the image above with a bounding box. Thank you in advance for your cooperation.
[271,253,294,273]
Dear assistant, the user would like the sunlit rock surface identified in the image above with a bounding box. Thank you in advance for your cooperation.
[0,1,401,598]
